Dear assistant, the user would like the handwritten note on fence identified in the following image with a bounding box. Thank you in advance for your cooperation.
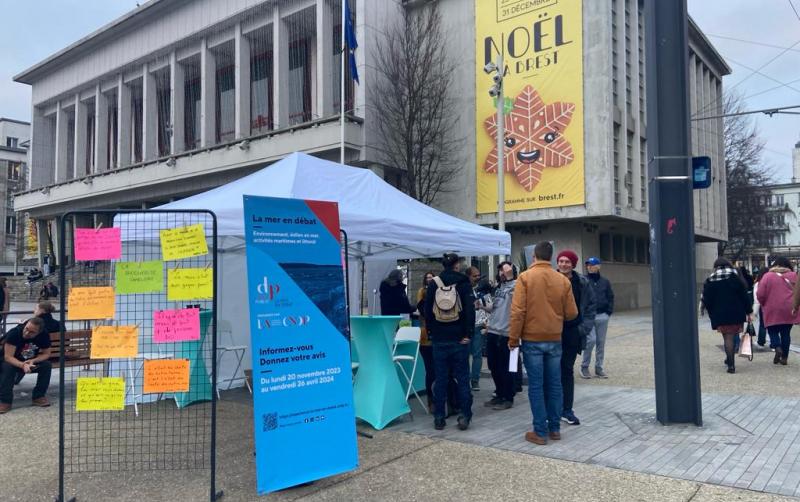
[160,224,208,261]
[116,261,164,294]
[90,325,139,359]
[76,377,125,411]
[74,227,122,261]
[167,268,213,301]
[143,359,190,393]
[153,308,201,343]
[68,287,116,320]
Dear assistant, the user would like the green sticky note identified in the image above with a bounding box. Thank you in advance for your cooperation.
[116,261,164,294]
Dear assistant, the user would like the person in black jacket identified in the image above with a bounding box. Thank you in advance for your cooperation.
[425,253,475,431]
[379,269,415,316]
[701,258,753,374]
[581,257,614,379]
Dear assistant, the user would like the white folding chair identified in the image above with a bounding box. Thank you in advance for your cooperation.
[392,327,428,414]
[215,320,252,398]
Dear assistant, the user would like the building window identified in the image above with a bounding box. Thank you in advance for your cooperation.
[7,161,21,181]
[637,0,645,124]
[287,7,316,126]
[5,137,18,149]
[612,234,624,262]
[636,237,647,264]
[776,194,784,206]
[215,46,236,144]
[333,0,356,115]
[85,105,96,175]
[183,58,201,150]
[599,233,612,262]
[624,236,635,263]
[613,125,621,206]
[640,138,647,210]
[156,69,172,157]
[130,82,144,163]
[5,215,16,235]
[612,1,619,104]
[250,28,274,135]
[626,131,634,208]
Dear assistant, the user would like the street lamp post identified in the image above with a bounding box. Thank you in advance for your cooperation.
[486,56,505,261]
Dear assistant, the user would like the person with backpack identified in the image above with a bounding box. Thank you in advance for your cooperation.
[758,257,799,365]
[425,253,475,431]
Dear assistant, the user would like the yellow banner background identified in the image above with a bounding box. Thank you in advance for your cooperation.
[475,0,584,214]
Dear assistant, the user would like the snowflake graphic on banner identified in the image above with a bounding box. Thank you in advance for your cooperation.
[483,85,576,192]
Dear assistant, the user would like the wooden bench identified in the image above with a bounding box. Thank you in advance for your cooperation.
[48,330,104,369]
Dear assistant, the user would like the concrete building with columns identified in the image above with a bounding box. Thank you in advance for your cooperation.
[0,118,30,272]
[13,0,729,308]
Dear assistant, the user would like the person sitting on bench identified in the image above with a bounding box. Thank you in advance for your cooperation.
[0,317,52,414]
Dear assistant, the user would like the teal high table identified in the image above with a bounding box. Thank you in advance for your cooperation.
[350,315,409,429]
[174,309,213,408]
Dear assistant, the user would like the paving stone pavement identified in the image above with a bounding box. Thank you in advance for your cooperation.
[393,384,800,498]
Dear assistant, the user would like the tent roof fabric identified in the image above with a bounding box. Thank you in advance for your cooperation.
[117,152,510,260]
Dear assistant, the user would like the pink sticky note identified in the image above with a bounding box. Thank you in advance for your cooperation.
[153,308,201,343]
[74,228,122,261]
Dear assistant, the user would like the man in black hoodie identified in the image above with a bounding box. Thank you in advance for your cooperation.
[425,253,476,431]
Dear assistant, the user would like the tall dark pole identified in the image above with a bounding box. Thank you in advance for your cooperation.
[645,0,702,425]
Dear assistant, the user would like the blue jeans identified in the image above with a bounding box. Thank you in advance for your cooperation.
[521,341,563,437]
[432,342,473,420]
[471,326,484,381]
[767,324,792,355]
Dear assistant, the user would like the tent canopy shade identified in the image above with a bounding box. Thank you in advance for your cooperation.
[116,152,511,260]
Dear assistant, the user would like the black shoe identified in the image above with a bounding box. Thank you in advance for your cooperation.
[774,348,783,364]
[434,418,446,430]
[470,379,480,391]
[457,415,471,431]
[492,400,513,410]
[727,366,735,374]
[484,397,504,407]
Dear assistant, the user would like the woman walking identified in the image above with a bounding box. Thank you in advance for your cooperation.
[701,258,752,374]
[756,257,798,366]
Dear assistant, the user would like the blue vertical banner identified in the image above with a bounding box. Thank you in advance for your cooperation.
[243,195,358,495]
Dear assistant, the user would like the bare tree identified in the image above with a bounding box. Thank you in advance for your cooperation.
[370,4,462,205]
[719,92,776,261]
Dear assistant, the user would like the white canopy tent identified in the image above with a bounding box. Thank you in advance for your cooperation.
[115,152,510,385]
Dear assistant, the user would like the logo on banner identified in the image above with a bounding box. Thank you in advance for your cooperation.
[256,277,281,304]
[257,313,311,329]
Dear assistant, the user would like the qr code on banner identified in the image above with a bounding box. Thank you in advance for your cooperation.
[263,412,278,431]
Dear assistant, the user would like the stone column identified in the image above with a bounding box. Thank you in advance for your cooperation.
[235,23,251,139]
[73,94,87,179]
[117,75,132,167]
[200,38,217,147]
[171,52,185,154]
[273,8,289,128]
[316,0,334,119]
[94,83,109,172]
[54,101,69,183]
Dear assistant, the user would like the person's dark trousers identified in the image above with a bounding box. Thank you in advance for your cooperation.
[560,344,579,414]
[486,333,515,402]
[432,342,473,420]
[419,344,435,402]
[767,324,792,356]
[0,360,52,404]
[758,317,767,346]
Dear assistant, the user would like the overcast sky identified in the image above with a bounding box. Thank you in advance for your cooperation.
[1,1,798,181]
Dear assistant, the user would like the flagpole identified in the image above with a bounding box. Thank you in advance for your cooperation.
[340,0,346,165]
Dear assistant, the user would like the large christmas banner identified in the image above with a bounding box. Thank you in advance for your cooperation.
[243,195,357,495]
[476,0,585,213]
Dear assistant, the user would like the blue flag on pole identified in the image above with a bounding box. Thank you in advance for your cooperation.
[344,0,359,84]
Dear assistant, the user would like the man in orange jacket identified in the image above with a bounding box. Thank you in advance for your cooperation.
[509,241,578,445]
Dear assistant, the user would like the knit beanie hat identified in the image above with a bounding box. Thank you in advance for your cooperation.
[556,249,579,267]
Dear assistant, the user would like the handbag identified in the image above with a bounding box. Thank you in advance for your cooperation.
[738,322,754,361]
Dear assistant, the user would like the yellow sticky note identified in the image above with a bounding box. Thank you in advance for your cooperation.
[167,268,213,301]
[76,377,125,411]
[68,287,116,320]
[90,325,139,359]
[143,359,190,393]
[160,224,208,261]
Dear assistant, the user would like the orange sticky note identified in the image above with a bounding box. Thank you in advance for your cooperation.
[143,359,190,394]
[90,325,138,359]
[68,287,116,320]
